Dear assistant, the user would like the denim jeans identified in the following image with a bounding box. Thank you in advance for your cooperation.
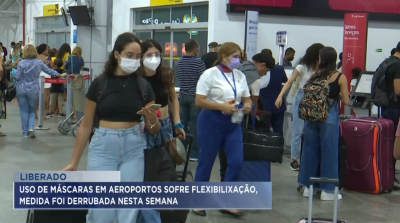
[144,116,172,148]
[86,125,147,223]
[17,92,39,136]
[298,102,339,193]
[179,93,200,159]
[137,117,171,223]
[291,89,305,159]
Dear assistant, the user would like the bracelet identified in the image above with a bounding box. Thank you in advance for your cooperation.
[174,123,184,130]
[148,119,158,129]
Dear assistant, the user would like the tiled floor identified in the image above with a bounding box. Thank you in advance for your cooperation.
[1,103,400,223]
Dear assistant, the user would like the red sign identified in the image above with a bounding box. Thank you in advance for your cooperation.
[341,13,368,114]
[228,0,400,13]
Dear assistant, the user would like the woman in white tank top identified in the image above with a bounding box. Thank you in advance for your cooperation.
[275,43,325,171]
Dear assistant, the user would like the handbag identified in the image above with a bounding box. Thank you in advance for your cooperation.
[143,131,177,182]
[242,106,284,163]
[5,85,16,102]
[166,99,186,166]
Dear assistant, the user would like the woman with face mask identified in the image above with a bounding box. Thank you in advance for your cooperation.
[62,32,160,223]
[136,39,185,223]
[192,42,252,218]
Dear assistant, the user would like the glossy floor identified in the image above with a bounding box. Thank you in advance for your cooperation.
[1,103,399,223]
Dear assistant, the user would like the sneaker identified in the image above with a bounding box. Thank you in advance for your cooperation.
[190,157,198,162]
[320,191,342,201]
[23,135,28,138]
[58,113,66,118]
[302,187,317,198]
[290,160,300,171]
[45,113,52,117]
[28,129,36,138]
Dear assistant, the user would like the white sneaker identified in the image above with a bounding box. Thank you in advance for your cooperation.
[28,129,36,138]
[320,191,342,201]
[302,187,317,198]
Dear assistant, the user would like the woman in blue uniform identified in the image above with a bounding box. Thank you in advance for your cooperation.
[193,42,252,218]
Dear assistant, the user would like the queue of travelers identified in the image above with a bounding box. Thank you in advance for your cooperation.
[2,33,400,222]
[0,41,85,138]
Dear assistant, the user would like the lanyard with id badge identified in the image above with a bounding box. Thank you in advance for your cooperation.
[218,68,244,124]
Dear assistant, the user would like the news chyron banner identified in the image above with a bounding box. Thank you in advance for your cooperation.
[14,171,272,209]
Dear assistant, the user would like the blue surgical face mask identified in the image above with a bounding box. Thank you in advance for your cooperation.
[228,57,241,70]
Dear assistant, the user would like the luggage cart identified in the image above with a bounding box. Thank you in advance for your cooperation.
[58,69,92,136]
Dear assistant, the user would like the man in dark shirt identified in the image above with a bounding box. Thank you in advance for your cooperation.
[281,47,295,67]
[383,42,400,187]
[201,42,219,69]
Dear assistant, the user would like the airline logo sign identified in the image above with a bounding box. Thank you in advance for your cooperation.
[150,0,183,6]
[43,4,59,16]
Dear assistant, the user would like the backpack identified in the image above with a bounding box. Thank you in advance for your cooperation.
[370,57,400,107]
[89,75,148,141]
[298,72,338,122]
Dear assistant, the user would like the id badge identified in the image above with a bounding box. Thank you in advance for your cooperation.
[231,108,244,123]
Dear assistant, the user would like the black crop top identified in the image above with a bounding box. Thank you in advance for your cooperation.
[144,74,169,107]
[86,74,155,122]
[328,73,342,99]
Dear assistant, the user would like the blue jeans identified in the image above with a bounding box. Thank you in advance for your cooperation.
[86,125,146,223]
[195,109,243,182]
[136,117,171,223]
[298,102,339,192]
[291,89,305,159]
[144,117,171,148]
[179,93,200,159]
[17,92,39,136]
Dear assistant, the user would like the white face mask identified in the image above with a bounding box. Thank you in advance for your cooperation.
[119,57,140,74]
[143,56,161,71]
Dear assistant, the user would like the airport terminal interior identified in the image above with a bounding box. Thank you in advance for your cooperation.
[2,0,400,222]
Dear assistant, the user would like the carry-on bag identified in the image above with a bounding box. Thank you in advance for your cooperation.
[341,117,394,193]
[297,178,348,223]
[242,105,284,163]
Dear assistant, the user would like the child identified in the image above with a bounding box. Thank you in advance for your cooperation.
[50,59,66,117]
[350,67,362,93]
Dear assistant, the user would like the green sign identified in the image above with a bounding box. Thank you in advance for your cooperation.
[376,49,382,52]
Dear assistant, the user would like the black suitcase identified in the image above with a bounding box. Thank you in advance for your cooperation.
[159,134,194,223]
[26,210,87,223]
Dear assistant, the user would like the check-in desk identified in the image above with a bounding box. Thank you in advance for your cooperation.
[350,71,377,117]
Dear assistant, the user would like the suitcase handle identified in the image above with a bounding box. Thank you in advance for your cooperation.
[309,177,339,186]
[308,177,340,223]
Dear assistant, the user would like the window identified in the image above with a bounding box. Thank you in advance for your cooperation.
[152,8,171,25]
[192,5,208,22]
[35,16,70,47]
[171,6,191,24]
[133,4,208,26]
[135,9,152,25]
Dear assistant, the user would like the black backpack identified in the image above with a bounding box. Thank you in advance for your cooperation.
[371,57,400,107]
[89,75,148,141]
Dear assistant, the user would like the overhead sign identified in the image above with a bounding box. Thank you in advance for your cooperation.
[244,11,259,60]
[276,31,288,46]
[150,0,183,6]
[43,4,59,16]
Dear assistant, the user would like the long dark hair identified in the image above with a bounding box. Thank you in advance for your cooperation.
[56,43,71,59]
[103,32,141,76]
[300,43,324,71]
[140,39,174,90]
[309,47,337,83]
[337,52,343,69]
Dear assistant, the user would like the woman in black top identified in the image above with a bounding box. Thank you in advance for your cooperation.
[136,39,185,223]
[63,33,160,223]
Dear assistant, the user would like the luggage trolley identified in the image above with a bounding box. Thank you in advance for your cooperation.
[58,68,92,136]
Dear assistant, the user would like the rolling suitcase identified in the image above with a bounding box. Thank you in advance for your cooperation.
[341,117,394,193]
[297,178,348,223]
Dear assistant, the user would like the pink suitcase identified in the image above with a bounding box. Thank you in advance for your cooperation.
[341,117,394,193]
